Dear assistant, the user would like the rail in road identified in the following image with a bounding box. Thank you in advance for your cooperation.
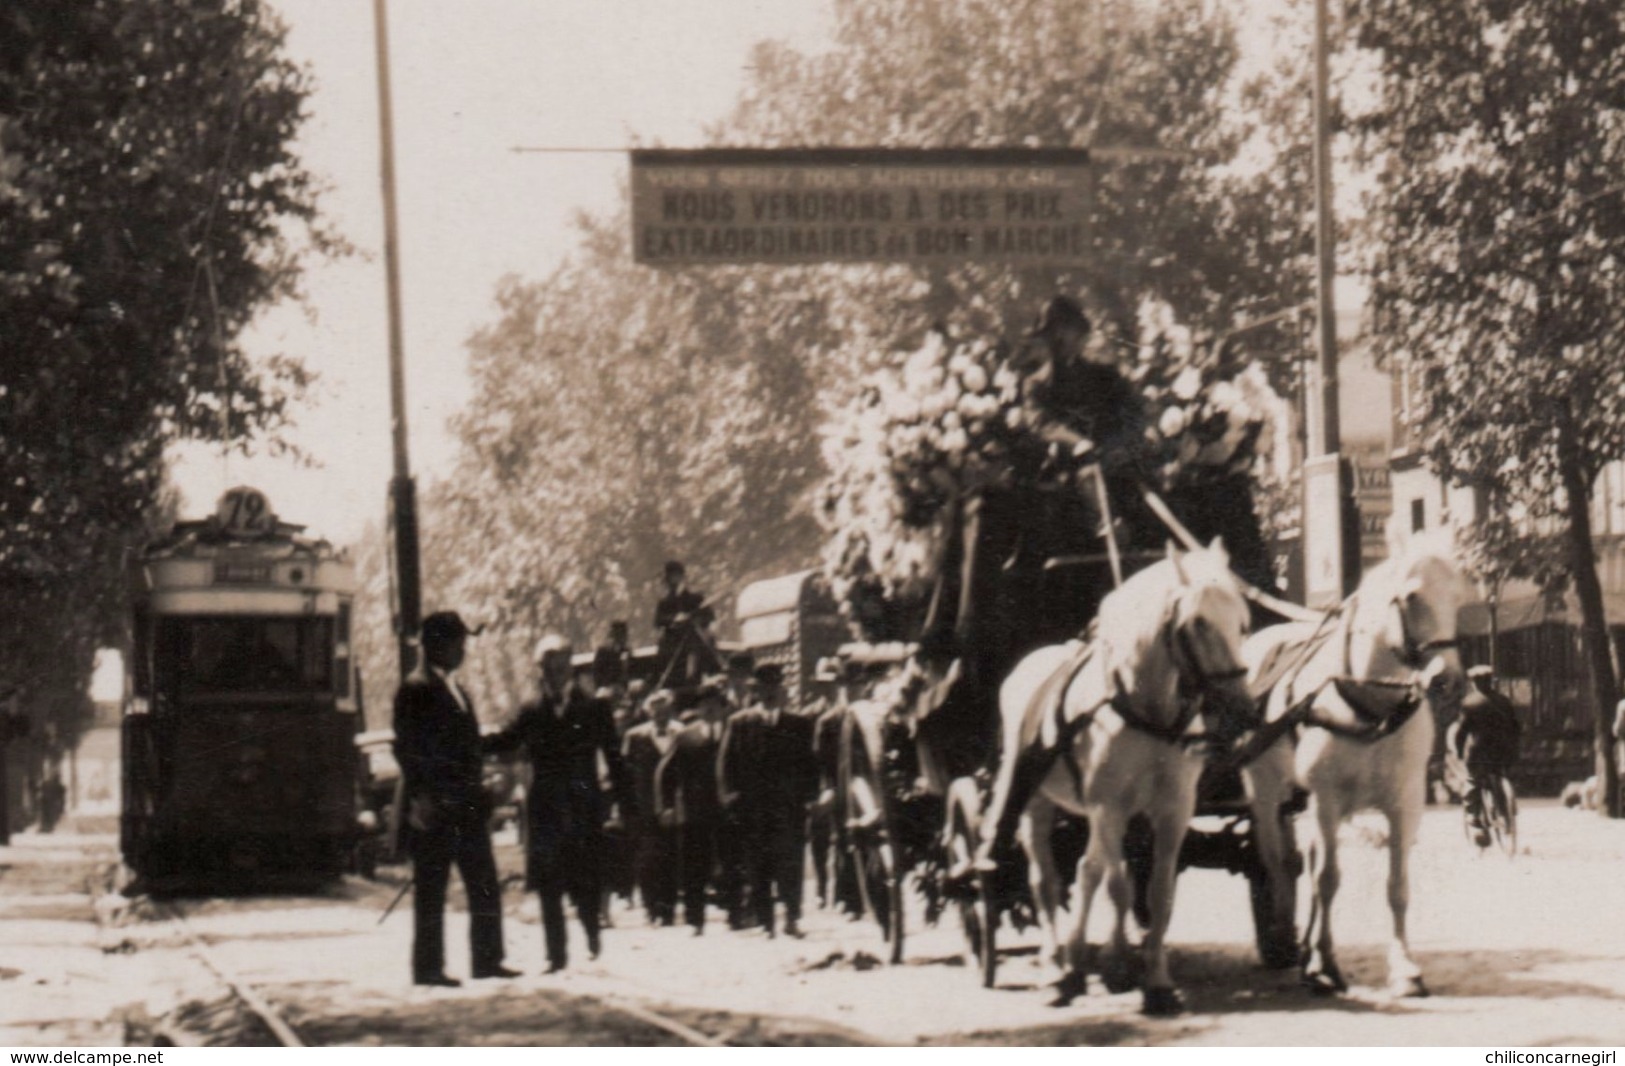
[147,897,868,1047]
[150,901,306,1047]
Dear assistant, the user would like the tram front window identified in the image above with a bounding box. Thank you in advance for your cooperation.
[155,616,335,698]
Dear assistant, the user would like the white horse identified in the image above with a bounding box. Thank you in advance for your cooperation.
[1241,530,1476,997]
[993,540,1254,1016]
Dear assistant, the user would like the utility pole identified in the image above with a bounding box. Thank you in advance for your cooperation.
[1301,0,1360,608]
[1310,0,1339,459]
[373,0,422,679]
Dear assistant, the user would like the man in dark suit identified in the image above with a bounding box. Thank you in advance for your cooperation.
[486,634,632,973]
[654,560,719,688]
[391,611,517,987]
[655,679,728,935]
[592,620,632,695]
[718,664,819,938]
[622,688,679,925]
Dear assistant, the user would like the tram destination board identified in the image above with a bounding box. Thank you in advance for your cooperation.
[631,147,1093,266]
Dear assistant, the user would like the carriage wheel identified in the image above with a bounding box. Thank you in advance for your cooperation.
[847,775,906,963]
[976,866,998,989]
[1488,777,1518,858]
[946,777,997,988]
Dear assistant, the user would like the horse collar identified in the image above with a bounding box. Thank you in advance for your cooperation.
[1108,664,1204,746]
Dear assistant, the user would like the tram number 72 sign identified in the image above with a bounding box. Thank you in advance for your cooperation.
[630,148,1093,266]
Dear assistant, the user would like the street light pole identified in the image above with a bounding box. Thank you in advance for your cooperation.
[1311,0,1340,458]
[372,0,422,679]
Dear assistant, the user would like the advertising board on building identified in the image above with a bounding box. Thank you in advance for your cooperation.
[1348,440,1393,567]
[630,147,1094,266]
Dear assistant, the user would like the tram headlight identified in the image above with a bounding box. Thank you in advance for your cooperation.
[126,697,150,717]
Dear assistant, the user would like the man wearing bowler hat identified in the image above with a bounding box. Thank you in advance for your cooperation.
[718,663,819,938]
[485,633,632,972]
[392,610,516,986]
[654,678,729,934]
[654,561,720,688]
[622,688,680,925]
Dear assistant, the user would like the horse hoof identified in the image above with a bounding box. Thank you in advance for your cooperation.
[1302,969,1347,996]
[1392,975,1429,999]
[1141,986,1184,1017]
[1050,971,1088,1007]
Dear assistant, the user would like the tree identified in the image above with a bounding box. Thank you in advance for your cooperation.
[0,0,332,753]
[1354,0,1625,814]
[356,0,1326,705]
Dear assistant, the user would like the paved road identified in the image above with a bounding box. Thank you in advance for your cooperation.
[3,802,1623,1045]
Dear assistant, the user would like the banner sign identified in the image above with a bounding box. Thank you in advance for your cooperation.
[630,148,1093,266]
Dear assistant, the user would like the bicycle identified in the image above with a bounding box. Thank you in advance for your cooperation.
[1463,771,1517,857]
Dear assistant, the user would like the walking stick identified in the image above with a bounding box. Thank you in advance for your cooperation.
[378,875,413,924]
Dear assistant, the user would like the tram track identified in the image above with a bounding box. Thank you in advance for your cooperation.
[150,900,307,1047]
[144,896,858,1047]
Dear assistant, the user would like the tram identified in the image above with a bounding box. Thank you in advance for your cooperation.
[121,487,363,890]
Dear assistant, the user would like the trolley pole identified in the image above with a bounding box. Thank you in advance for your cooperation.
[373,0,421,679]
[1301,0,1360,608]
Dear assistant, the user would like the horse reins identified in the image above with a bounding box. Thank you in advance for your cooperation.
[1103,587,1250,749]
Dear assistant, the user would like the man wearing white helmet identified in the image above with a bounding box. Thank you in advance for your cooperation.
[486,633,632,972]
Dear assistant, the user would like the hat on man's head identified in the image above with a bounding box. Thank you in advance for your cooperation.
[646,688,677,712]
[627,679,650,698]
[664,559,687,576]
[533,633,572,662]
[421,611,475,644]
[1467,665,1494,680]
[697,675,728,700]
[1028,295,1092,338]
[753,663,785,687]
[727,651,756,673]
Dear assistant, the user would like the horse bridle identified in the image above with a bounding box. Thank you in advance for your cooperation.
[1099,587,1251,747]
[1390,593,1458,670]
[1165,580,1250,695]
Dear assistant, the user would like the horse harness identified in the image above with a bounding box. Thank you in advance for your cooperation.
[1256,586,1454,750]
[1022,600,1251,795]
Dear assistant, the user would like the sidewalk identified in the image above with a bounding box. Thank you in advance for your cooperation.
[0,830,127,1046]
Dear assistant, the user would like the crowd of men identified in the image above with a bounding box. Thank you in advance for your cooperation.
[392,561,825,986]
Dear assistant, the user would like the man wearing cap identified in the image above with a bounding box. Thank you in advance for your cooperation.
[1452,666,1521,846]
[485,634,632,972]
[655,679,728,934]
[392,611,516,986]
[718,663,819,938]
[654,561,720,689]
[622,688,680,926]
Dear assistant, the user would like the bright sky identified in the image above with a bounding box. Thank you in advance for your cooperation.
[168,0,835,546]
[166,1,1320,549]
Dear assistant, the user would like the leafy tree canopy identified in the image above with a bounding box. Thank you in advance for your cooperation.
[1355,0,1625,807]
[358,0,1322,711]
[0,0,331,746]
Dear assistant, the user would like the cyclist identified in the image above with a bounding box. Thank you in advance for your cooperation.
[1453,665,1521,846]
